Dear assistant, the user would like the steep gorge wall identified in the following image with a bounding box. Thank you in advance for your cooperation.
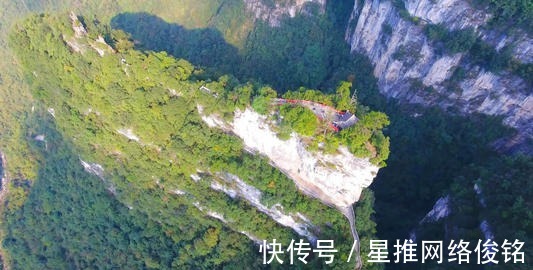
[344,0,532,153]
[403,0,532,63]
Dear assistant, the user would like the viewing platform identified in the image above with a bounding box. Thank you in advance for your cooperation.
[272,98,358,131]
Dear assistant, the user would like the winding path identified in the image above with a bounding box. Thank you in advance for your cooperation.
[274,164,363,269]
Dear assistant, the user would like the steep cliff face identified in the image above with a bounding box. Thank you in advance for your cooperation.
[404,0,489,29]
[403,0,532,63]
[345,0,532,153]
[244,0,326,26]
[200,107,379,209]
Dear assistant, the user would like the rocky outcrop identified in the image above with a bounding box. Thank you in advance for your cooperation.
[403,0,532,63]
[0,152,9,202]
[404,0,489,30]
[200,107,379,208]
[211,172,317,241]
[192,201,264,244]
[65,12,115,56]
[345,0,532,154]
[116,128,141,142]
[401,0,529,64]
[474,183,496,241]
[420,195,450,224]
[80,159,105,180]
[80,159,116,195]
[244,0,326,26]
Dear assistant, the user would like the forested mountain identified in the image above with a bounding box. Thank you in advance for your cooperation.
[0,0,530,270]
[2,8,390,269]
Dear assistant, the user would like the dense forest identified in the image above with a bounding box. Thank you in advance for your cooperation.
[3,11,391,269]
[4,116,262,269]
[0,0,530,269]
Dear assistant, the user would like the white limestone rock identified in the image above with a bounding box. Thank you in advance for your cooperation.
[200,108,379,208]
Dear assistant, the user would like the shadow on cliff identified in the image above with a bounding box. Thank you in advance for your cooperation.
[110,12,241,77]
[110,11,356,91]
